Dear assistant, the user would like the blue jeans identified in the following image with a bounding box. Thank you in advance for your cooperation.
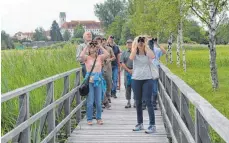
[86,83,102,121]
[111,66,118,94]
[132,79,155,125]
[152,79,158,107]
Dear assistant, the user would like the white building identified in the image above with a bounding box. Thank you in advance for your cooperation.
[59,12,104,37]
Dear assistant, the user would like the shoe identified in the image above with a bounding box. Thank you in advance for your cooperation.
[133,123,144,131]
[105,104,111,110]
[87,121,93,125]
[125,103,131,108]
[97,119,103,125]
[102,104,106,109]
[142,105,146,110]
[134,102,136,108]
[154,106,158,110]
[108,98,111,103]
[145,125,156,134]
[113,94,117,98]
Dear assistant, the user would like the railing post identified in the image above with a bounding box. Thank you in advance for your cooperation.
[75,70,82,123]
[63,76,71,137]
[195,109,201,143]
[12,93,30,143]
[47,82,55,143]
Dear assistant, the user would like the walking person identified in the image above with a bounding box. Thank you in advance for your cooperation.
[120,39,135,108]
[147,36,166,110]
[76,31,92,78]
[80,40,109,125]
[129,36,157,133]
[107,36,121,98]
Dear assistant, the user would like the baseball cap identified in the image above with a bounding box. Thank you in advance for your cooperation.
[126,39,133,43]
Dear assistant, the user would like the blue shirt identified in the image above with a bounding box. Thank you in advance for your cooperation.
[152,47,163,67]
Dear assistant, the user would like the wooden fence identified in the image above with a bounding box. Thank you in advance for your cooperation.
[1,68,85,143]
[158,64,229,143]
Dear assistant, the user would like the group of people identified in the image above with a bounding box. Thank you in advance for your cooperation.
[76,31,166,134]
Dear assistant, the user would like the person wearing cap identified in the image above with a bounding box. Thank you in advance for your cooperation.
[120,39,135,108]
[107,35,121,98]
[76,31,92,78]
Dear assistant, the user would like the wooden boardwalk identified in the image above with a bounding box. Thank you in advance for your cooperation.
[67,75,169,143]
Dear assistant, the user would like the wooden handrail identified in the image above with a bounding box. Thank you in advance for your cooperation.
[159,64,229,142]
[1,68,84,143]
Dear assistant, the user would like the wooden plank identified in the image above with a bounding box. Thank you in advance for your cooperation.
[159,80,195,143]
[47,82,55,143]
[160,64,229,142]
[76,91,81,123]
[158,91,178,143]
[40,100,86,143]
[1,68,81,102]
[12,93,30,143]
[1,87,79,143]
[57,76,70,118]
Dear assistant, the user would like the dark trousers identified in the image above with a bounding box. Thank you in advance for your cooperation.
[81,64,86,78]
[124,71,132,100]
[132,79,155,125]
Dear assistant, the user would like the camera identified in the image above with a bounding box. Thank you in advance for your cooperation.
[138,37,145,43]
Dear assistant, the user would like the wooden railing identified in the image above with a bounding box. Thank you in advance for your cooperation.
[158,64,229,143]
[1,68,85,143]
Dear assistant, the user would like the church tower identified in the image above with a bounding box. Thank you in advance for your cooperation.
[59,12,66,27]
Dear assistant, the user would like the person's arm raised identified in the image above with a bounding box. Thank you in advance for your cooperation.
[129,42,137,60]
[99,45,109,60]
[145,45,155,59]
[80,46,88,62]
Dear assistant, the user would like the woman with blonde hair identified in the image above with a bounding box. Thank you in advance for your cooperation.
[129,35,156,133]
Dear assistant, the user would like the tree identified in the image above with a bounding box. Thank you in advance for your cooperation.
[33,27,47,41]
[191,0,229,89]
[216,17,229,44]
[50,20,63,41]
[106,16,125,44]
[120,21,135,44]
[94,0,127,28]
[63,30,71,41]
[1,30,14,50]
[73,24,85,38]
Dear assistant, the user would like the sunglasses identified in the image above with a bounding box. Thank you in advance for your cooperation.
[138,37,145,43]
[152,38,157,41]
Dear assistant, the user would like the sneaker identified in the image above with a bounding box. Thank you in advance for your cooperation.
[87,121,93,125]
[102,104,106,109]
[105,104,111,110]
[145,125,156,134]
[154,106,158,110]
[133,123,144,131]
[97,119,103,125]
[125,103,131,108]
[108,98,111,103]
[113,94,117,98]
[142,105,146,110]
[133,102,136,108]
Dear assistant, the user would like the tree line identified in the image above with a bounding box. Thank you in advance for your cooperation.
[94,0,228,89]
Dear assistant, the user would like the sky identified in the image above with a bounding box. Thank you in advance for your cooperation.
[1,0,105,36]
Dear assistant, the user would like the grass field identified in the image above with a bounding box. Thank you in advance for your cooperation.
[160,45,229,142]
[1,42,80,141]
[1,43,228,142]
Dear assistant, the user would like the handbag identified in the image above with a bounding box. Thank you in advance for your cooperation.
[79,56,97,96]
[148,59,159,80]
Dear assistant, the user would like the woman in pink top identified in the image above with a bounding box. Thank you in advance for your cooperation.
[80,41,109,125]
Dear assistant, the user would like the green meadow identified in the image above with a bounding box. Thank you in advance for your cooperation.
[1,43,80,141]
[1,43,228,142]
[161,45,229,142]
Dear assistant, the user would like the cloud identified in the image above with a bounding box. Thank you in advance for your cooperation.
[1,0,105,36]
